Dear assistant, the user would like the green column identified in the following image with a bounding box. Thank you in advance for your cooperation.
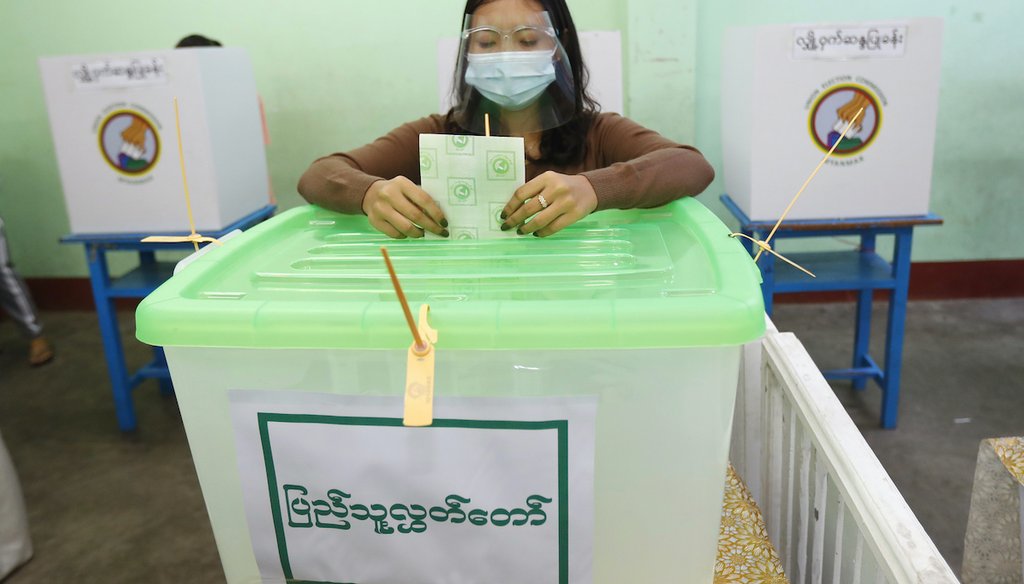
[625,0,698,143]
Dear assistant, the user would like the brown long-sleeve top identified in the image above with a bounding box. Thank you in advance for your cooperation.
[297,112,715,214]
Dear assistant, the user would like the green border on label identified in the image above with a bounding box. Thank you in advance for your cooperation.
[258,413,570,584]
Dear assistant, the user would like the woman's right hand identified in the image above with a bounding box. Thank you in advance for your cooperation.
[361,176,448,239]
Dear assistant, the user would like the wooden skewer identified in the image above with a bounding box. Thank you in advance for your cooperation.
[754,106,865,262]
[484,113,490,137]
[381,247,426,351]
[140,98,223,248]
[173,97,200,252]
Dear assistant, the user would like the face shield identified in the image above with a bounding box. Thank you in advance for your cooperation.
[452,11,576,135]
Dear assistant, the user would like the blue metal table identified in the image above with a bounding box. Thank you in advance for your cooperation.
[61,205,276,432]
[721,195,942,428]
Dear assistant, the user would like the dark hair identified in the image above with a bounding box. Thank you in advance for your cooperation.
[175,34,223,48]
[446,0,599,166]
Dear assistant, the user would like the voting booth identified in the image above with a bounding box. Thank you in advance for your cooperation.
[136,200,765,583]
[38,48,269,234]
[721,19,943,221]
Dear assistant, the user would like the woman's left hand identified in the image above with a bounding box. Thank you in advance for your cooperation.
[499,171,598,237]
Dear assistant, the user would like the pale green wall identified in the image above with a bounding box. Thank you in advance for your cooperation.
[0,0,1018,279]
[0,0,640,277]
[695,0,1024,261]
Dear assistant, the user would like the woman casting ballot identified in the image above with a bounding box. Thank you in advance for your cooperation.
[298,0,715,238]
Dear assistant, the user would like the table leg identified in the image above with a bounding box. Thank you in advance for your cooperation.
[852,233,876,391]
[86,245,137,433]
[138,251,156,266]
[880,229,913,429]
[153,346,174,396]
[758,230,776,317]
[140,250,174,397]
[738,228,755,255]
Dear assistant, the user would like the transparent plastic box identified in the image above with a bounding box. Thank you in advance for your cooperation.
[136,198,765,583]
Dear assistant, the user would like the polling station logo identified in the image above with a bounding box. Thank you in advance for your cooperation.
[97,108,161,176]
[448,178,477,206]
[451,227,478,240]
[490,203,505,232]
[808,82,882,157]
[447,135,474,155]
[420,148,438,179]
[487,151,516,181]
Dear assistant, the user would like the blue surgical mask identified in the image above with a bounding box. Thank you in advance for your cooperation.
[464,50,556,111]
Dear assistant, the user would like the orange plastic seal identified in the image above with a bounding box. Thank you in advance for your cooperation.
[404,304,438,427]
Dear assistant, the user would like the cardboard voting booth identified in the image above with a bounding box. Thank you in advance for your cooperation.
[39,48,269,234]
[721,18,943,221]
[136,200,765,583]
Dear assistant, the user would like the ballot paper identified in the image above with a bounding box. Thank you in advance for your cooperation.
[419,134,526,240]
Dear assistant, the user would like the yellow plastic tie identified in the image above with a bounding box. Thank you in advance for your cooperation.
[140,97,221,250]
[730,233,815,278]
[141,234,222,246]
[381,247,439,427]
[404,304,438,427]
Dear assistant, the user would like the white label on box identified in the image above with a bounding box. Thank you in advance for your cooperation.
[792,25,908,59]
[71,58,167,89]
[230,392,596,584]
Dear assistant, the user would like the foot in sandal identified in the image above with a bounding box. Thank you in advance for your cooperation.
[29,336,54,367]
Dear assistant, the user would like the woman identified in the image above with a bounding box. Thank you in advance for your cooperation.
[298,0,714,238]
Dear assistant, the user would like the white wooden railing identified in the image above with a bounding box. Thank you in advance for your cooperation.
[731,322,960,584]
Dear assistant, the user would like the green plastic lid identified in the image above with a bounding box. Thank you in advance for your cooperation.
[136,199,764,350]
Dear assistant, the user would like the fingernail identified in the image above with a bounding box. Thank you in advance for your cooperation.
[533,232,541,237]
[516,228,525,235]
[500,223,511,231]
[441,219,448,228]
[441,229,450,238]
[499,211,507,220]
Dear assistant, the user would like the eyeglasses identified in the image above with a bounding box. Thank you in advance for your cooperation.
[463,25,557,53]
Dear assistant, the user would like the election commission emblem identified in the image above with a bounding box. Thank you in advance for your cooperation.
[98,109,161,175]
[808,83,882,156]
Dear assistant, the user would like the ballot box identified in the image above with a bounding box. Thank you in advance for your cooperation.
[136,199,765,583]
[38,47,268,234]
[721,18,943,221]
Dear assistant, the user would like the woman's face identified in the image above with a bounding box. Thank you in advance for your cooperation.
[467,0,553,54]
